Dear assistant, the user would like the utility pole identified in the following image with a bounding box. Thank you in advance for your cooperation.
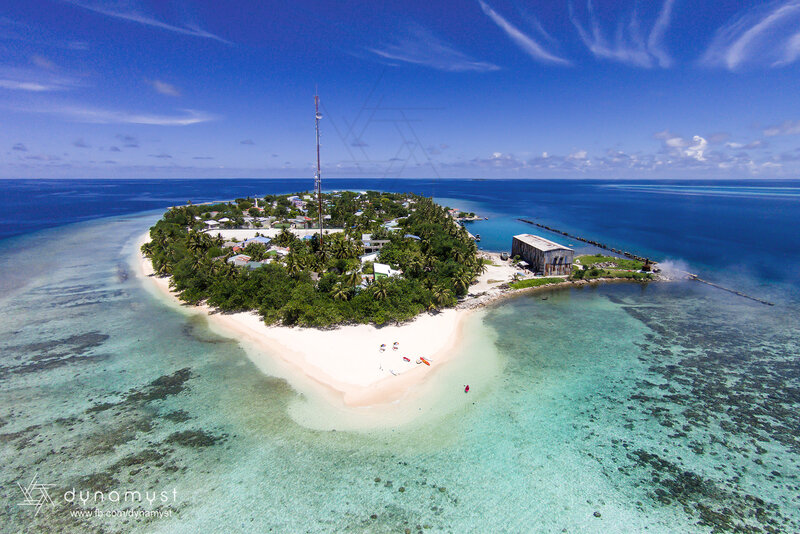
[314,91,323,245]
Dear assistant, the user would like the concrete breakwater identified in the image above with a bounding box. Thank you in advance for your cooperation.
[517,218,775,307]
[518,218,651,263]
[687,275,774,306]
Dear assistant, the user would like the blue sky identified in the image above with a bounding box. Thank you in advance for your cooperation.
[2,0,800,179]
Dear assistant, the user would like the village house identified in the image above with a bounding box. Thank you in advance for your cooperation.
[361,234,390,253]
[242,236,271,247]
[227,254,251,267]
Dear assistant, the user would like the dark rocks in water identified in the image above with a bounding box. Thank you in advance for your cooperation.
[127,368,193,403]
[84,416,153,454]
[85,368,195,416]
[166,429,226,448]
[374,477,381,483]
[86,402,116,414]
[399,487,405,493]
[370,514,377,520]
[0,424,41,451]
[162,410,191,423]
[0,331,112,379]
[76,470,118,492]
[112,448,166,469]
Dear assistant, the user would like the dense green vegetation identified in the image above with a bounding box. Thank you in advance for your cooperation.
[571,254,653,281]
[508,277,565,290]
[142,192,486,327]
[576,254,644,270]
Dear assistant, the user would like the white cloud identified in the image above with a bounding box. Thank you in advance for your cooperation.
[478,0,570,65]
[685,136,708,161]
[764,119,800,136]
[778,32,800,65]
[0,66,82,92]
[700,1,800,70]
[567,149,587,160]
[31,55,57,71]
[665,136,688,148]
[569,0,675,68]
[369,23,499,72]
[647,0,675,68]
[466,151,528,169]
[24,104,218,125]
[726,140,765,149]
[62,0,230,44]
[658,132,708,161]
[0,79,56,91]
[148,79,180,97]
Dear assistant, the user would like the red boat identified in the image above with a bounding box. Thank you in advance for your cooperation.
[402,357,410,362]
[420,357,431,366]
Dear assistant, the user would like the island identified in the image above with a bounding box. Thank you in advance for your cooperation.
[137,191,658,409]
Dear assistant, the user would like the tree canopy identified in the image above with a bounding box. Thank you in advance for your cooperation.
[142,192,481,327]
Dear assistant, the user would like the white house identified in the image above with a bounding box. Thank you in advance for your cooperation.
[373,262,401,279]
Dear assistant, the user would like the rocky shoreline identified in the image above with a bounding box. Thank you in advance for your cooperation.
[458,274,672,311]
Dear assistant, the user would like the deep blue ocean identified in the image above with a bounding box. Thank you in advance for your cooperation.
[3,178,800,284]
[1,178,799,533]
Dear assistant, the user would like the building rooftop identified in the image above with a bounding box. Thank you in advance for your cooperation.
[513,234,572,252]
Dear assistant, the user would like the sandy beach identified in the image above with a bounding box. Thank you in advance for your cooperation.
[134,232,475,409]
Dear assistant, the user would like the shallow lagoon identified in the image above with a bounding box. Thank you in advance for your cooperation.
[1,180,799,532]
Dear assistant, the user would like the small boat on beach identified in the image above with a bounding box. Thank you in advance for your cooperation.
[420,357,431,366]
[402,357,410,362]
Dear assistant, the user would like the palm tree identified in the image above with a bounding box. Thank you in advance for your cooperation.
[344,270,361,291]
[315,247,330,268]
[156,261,172,276]
[330,283,349,301]
[452,269,472,294]
[431,285,452,307]
[333,239,350,260]
[140,241,155,257]
[186,232,206,255]
[372,278,389,300]
[405,256,422,277]
[285,255,302,277]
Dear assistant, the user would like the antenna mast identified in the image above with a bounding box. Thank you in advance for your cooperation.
[314,92,323,244]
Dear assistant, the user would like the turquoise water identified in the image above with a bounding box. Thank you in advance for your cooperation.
[1,185,799,532]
